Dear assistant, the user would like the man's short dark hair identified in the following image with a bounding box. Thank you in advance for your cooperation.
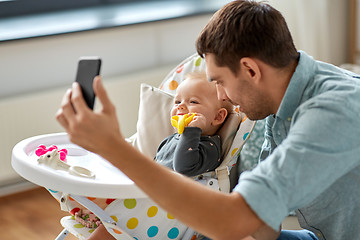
[196,0,299,74]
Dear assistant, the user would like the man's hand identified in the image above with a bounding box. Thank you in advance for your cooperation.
[56,76,124,155]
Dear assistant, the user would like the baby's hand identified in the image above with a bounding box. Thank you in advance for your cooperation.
[188,114,207,130]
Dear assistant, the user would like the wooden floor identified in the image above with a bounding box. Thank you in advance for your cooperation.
[0,187,302,240]
[0,187,77,240]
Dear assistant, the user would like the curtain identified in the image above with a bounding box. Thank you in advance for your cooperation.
[266,0,348,65]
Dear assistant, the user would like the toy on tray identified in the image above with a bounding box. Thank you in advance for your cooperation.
[36,145,68,161]
[171,113,196,134]
[36,145,95,179]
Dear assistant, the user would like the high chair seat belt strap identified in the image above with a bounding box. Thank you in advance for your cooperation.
[60,193,71,212]
[216,166,230,193]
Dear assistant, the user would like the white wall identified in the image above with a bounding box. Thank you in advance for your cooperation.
[267,0,349,65]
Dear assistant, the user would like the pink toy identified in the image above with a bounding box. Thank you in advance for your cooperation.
[74,209,102,228]
[35,145,68,161]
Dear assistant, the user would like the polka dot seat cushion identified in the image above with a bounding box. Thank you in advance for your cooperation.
[61,198,188,240]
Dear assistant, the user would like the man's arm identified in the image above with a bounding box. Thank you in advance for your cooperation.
[56,77,265,239]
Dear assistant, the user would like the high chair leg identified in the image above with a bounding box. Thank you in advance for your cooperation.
[55,229,69,240]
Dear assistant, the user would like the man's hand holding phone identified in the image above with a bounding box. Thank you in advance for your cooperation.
[56,57,125,155]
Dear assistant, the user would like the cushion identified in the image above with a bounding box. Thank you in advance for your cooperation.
[130,84,175,158]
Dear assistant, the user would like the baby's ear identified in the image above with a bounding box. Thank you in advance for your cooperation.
[213,108,228,126]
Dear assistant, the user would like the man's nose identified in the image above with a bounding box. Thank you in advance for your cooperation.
[216,84,229,101]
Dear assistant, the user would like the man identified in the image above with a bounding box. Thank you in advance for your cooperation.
[57,1,360,239]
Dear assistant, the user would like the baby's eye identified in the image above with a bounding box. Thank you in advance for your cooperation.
[174,100,181,104]
[190,100,199,104]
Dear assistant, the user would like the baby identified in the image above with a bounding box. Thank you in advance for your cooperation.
[86,72,232,239]
[155,71,230,176]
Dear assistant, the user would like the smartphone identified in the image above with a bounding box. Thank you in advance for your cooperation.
[75,56,102,109]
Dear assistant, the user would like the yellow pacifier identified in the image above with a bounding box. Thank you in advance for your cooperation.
[171,113,196,134]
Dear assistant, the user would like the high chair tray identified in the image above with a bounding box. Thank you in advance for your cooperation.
[12,132,147,198]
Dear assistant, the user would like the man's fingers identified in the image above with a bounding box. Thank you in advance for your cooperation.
[93,76,114,113]
[58,88,76,120]
[56,82,91,131]
[56,108,69,130]
[71,82,91,113]
[56,88,77,132]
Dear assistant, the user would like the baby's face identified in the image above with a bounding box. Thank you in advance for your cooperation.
[171,78,221,132]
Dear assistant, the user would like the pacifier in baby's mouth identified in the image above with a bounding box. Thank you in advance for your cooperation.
[171,113,196,134]
[36,145,95,179]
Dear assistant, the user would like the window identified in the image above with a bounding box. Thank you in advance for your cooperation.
[0,0,226,42]
[0,0,145,18]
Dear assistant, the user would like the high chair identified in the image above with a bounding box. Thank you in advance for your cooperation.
[12,53,255,240]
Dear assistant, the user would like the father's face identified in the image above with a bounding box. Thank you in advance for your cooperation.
[205,53,269,120]
[205,54,241,105]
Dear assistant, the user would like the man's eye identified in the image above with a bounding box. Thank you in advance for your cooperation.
[215,81,223,86]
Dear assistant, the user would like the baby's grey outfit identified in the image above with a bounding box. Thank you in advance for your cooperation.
[155,127,222,177]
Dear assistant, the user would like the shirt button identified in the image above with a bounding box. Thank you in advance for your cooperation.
[316,232,322,238]
[287,117,292,121]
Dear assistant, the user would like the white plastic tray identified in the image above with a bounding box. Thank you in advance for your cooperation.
[12,133,147,198]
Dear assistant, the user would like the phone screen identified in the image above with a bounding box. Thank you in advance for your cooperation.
[75,57,101,109]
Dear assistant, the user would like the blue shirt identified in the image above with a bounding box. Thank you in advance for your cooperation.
[234,51,360,240]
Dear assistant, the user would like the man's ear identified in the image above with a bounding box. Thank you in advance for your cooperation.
[212,107,228,126]
[240,57,261,85]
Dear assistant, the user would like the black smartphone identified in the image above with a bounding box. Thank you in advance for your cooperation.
[75,57,102,109]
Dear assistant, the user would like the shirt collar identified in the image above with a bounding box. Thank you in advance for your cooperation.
[276,51,316,121]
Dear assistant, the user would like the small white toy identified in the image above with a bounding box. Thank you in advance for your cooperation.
[38,148,95,179]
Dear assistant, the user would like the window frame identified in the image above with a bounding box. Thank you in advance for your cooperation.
[0,0,144,19]
[0,0,227,42]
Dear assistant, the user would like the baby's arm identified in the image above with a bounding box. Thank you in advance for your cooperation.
[173,127,222,176]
